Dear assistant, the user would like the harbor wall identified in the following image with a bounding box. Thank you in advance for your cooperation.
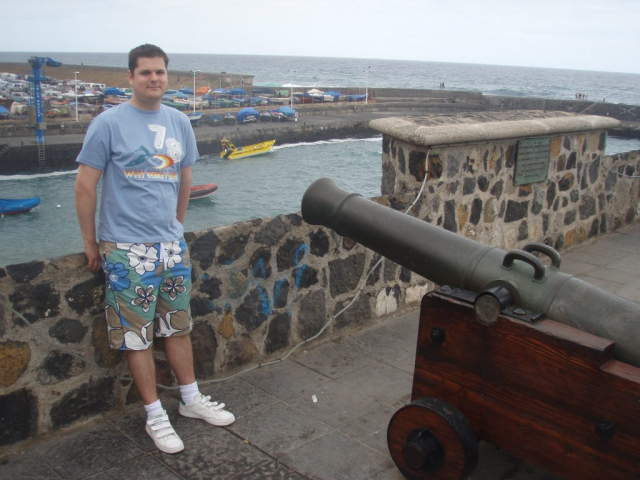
[1,90,639,173]
[1,113,640,448]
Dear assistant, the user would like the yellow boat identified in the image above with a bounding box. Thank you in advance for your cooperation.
[220,139,275,160]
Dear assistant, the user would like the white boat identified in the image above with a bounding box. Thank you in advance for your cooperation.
[187,97,204,109]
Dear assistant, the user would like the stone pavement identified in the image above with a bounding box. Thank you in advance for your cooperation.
[1,222,639,480]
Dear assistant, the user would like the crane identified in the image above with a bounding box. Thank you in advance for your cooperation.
[28,56,61,167]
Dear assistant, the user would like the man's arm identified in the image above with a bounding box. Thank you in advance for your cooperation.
[75,164,103,272]
[177,166,192,225]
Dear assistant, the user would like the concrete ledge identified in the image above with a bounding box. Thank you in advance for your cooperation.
[370,114,621,147]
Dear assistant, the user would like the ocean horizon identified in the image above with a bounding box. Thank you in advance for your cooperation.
[1,52,639,106]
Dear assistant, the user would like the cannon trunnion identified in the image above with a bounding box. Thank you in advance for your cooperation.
[301,178,640,479]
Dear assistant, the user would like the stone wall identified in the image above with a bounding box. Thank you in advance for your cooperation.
[372,111,640,254]
[1,111,639,448]
[0,212,429,448]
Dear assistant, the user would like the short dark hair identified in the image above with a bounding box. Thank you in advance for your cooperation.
[128,44,169,73]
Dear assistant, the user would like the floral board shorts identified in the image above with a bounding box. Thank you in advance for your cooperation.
[99,238,193,351]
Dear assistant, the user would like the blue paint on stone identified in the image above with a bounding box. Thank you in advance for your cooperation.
[295,264,308,289]
[252,258,267,278]
[208,302,223,314]
[294,244,308,266]
[258,286,272,316]
[274,279,288,307]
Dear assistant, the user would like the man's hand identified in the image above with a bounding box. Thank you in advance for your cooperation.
[84,241,101,272]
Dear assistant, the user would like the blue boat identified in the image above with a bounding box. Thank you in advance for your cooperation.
[208,114,223,126]
[187,112,202,127]
[276,106,298,122]
[325,90,341,101]
[347,94,367,102]
[237,107,260,124]
[103,87,126,96]
[0,197,40,215]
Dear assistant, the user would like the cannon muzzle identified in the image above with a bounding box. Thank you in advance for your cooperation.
[301,178,640,367]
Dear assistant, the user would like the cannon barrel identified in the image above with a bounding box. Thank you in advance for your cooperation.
[301,178,640,368]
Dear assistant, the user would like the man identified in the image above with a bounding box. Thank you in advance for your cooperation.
[75,44,234,454]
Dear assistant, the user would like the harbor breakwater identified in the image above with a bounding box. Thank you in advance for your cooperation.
[1,88,639,173]
[1,109,638,447]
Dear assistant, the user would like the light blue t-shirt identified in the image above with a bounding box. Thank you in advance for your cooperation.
[77,102,198,243]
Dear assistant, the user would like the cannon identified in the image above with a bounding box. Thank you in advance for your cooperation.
[301,178,640,480]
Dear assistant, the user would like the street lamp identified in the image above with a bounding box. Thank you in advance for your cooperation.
[365,66,371,105]
[191,69,200,113]
[74,71,79,122]
[289,69,296,107]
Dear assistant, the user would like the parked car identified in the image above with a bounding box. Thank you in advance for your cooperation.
[48,107,70,118]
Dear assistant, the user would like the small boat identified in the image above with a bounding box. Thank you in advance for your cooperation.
[237,107,259,124]
[187,112,202,127]
[223,113,235,125]
[208,114,223,126]
[162,99,187,111]
[0,197,40,215]
[260,110,271,122]
[190,183,218,200]
[220,139,275,160]
[270,109,286,121]
[275,106,298,122]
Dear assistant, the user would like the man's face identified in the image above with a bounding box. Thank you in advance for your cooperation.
[128,56,168,107]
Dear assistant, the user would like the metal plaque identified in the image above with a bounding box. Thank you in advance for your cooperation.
[514,137,551,185]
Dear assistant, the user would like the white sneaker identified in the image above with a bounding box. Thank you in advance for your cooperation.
[179,393,236,426]
[145,410,184,454]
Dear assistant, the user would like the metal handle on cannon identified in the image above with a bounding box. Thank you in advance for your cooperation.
[523,242,562,269]
[501,250,546,282]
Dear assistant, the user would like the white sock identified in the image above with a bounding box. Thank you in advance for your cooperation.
[180,381,199,404]
[144,399,163,419]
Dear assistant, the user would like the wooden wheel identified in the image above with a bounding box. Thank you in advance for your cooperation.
[387,398,478,480]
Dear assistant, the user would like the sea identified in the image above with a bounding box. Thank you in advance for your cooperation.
[1,52,640,105]
[1,53,640,267]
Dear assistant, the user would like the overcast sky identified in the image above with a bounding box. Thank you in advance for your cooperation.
[3,0,639,74]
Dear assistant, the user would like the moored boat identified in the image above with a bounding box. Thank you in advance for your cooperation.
[260,110,271,122]
[220,139,275,160]
[187,112,202,127]
[0,197,40,215]
[237,107,259,124]
[276,106,298,121]
[190,183,218,200]
[208,114,223,126]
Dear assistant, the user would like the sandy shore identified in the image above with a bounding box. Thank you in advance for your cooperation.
[0,62,234,91]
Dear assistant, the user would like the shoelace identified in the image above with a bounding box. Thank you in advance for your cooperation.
[198,395,226,411]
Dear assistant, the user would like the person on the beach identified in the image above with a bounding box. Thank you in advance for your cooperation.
[74,43,234,455]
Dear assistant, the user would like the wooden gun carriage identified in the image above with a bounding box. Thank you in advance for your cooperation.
[302,178,640,480]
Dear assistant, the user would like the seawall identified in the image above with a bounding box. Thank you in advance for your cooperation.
[1,88,638,173]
